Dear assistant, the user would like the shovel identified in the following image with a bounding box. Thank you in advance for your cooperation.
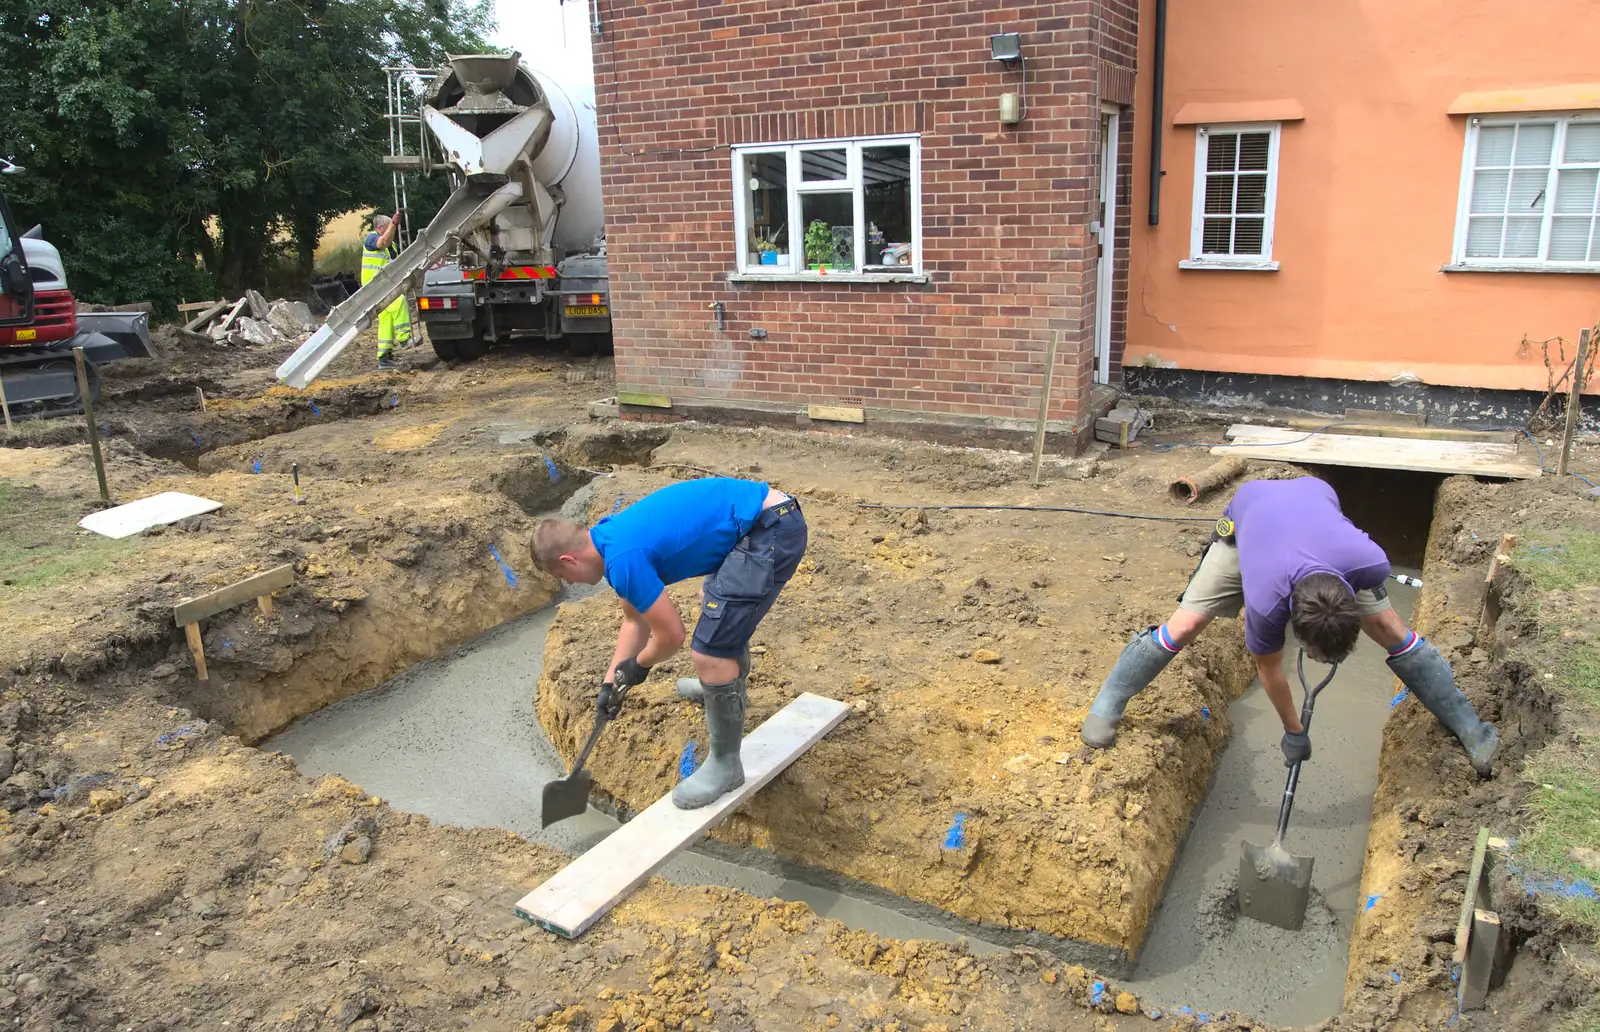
[1238,648,1339,931]
[540,690,621,829]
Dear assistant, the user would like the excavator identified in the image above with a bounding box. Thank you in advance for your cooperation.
[0,159,155,417]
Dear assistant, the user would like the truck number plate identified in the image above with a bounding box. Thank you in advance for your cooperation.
[566,306,608,317]
[15,329,36,341]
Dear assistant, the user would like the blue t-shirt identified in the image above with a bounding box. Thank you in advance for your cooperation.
[590,478,769,612]
[1226,477,1390,655]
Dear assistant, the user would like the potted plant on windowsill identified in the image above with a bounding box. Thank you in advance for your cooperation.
[805,219,835,272]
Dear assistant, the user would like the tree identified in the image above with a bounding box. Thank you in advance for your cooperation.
[0,0,493,311]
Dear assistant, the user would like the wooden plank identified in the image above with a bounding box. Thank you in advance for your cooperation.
[617,391,672,409]
[182,300,230,334]
[1459,908,1501,1010]
[177,300,225,313]
[1217,425,1539,479]
[184,623,209,682]
[809,404,866,424]
[515,692,851,938]
[174,564,295,627]
[1283,417,1515,445]
[1343,407,1426,426]
[1453,827,1493,968]
[257,595,274,617]
[214,298,248,335]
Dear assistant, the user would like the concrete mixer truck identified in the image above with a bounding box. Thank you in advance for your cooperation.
[277,52,609,388]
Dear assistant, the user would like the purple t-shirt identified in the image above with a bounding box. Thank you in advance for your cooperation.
[1226,477,1390,655]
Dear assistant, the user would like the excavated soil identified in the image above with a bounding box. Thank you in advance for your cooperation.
[534,435,1263,966]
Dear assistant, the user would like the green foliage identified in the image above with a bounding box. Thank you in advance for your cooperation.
[0,0,492,313]
[315,241,362,276]
[804,219,833,266]
[1519,753,1600,934]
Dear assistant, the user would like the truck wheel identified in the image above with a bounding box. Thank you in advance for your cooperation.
[456,335,491,361]
[431,338,460,362]
[598,335,615,357]
[567,334,598,357]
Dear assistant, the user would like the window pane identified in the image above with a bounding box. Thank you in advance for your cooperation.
[1555,168,1599,213]
[801,148,847,182]
[1201,218,1233,254]
[1549,216,1593,260]
[1203,174,1235,215]
[1233,217,1265,255]
[1476,126,1516,167]
[1206,134,1237,173]
[742,152,791,269]
[1565,123,1600,163]
[1465,216,1505,257]
[1589,226,1600,262]
[1237,132,1271,171]
[800,192,854,270]
[1235,173,1268,214]
[862,145,913,269]
[1502,216,1542,257]
[1470,170,1510,214]
[1514,123,1556,166]
[1508,169,1550,212]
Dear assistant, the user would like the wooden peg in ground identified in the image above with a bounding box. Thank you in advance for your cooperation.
[1168,457,1246,505]
[173,564,294,681]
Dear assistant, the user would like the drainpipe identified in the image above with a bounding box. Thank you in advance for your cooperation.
[1148,0,1167,225]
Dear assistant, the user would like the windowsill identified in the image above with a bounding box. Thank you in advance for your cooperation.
[1178,258,1280,272]
[1441,262,1600,274]
[728,271,931,284]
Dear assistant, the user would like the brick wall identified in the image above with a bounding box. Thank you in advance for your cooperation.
[594,0,1137,438]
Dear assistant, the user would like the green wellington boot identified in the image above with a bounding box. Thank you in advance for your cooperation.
[675,647,750,703]
[671,677,747,810]
[1080,628,1178,748]
[1388,640,1499,777]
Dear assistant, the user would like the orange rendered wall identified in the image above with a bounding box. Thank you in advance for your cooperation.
[1128,0,1600,394]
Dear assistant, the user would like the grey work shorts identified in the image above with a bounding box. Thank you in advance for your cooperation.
[1177,541,1392,620]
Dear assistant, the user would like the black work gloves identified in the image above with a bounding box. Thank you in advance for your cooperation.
[1281,729,1311,766]
[613,657,651,691]
[596,683,624,720]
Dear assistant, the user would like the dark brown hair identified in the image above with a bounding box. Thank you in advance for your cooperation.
[1291,573,1361,662]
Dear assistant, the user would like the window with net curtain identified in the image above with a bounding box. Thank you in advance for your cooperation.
[1456,116,1600,268]
[1187,123,1281,268]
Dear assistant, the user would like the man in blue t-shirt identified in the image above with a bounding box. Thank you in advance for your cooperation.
[532,477,808,809]
[1079,477,1498,777]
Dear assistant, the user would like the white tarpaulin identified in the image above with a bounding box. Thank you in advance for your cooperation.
[78,492,223,539]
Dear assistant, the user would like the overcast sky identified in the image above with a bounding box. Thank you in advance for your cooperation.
[489,0,596,90]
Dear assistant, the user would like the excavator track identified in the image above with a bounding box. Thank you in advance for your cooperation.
[0,346,100,418]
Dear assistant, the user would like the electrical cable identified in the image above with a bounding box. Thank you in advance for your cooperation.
[857,502,1218,523]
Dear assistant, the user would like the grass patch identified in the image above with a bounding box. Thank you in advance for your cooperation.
[1517,528,1600,592]
[0,482,133,593]
[1562,1012,1600,1032]
[1519,752,1600,935]
[314,241,362,276]
[1560,644,1600,710]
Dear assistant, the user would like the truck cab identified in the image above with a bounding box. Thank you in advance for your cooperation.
[0,175,36,333]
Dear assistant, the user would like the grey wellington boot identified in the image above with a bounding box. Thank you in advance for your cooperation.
[1080,628,1179,748]
[672,677,748,810]
[676,647,751,703]
[1388,640,1499,777]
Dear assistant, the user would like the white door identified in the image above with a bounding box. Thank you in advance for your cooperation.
[1093,108,1120,385]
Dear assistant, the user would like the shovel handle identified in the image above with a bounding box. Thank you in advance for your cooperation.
[1273,649,1339,846]
[566,709,611,779]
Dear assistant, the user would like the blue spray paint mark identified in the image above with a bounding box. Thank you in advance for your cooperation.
[252,459,262,474]
[1200,706,1211,720]
[1146,1009,1162,1020]
[543,456,561,482]
[389,393,400,408]
[191,432,203,446]
[678,741,699,780]
[1089,981,1105,1006]
[611,494,625,514]
[1521,874,1599,900]
[487,544,518,589]
[1390,688,1410,709]
[1391,971,1402,983]
[942,813,967,850]
[156,723,205,747]
[1197,1015,1210,1024]
[222,639,233,648]
[1178,1005,1194,1017]
[310,401,322,416]
[1364,893,1383,911]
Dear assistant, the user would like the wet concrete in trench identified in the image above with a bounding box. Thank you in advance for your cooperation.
[269,575,1416,1024]
[1120,572,1420,1026]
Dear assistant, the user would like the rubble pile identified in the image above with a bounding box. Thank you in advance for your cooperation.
[175,289,318,348]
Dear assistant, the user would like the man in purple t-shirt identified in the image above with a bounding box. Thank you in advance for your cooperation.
[1079,477,1498,777]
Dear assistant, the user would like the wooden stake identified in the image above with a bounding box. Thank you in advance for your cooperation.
[1476,533,1517,643]
[1029,330,1061,488]
[73,347,110,504]
[197,387,206,412]
[183,622,209,681]
[1557,327,1590,477]
[257,594,274,617]
[0,367,13,433]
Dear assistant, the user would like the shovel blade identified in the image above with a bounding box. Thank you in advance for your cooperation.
[1238,839,1315,931]
[540,769,593,829]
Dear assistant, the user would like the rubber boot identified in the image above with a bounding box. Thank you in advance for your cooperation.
[672,677,747,810]
[1080,628,1179,748]
[676,647,750,703]
[1387,640,1499,777]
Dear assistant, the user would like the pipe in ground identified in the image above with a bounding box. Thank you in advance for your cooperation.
[1168,457,1245,506]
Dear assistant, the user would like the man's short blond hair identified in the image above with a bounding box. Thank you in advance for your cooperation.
[531,518,588,572]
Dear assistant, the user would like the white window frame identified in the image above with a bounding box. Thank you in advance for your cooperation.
[1180,122,1282,271]
[730,134,923,282]
[1448,113,1600,273]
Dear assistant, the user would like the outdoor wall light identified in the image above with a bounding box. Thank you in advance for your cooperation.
[989,33,1026,125]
